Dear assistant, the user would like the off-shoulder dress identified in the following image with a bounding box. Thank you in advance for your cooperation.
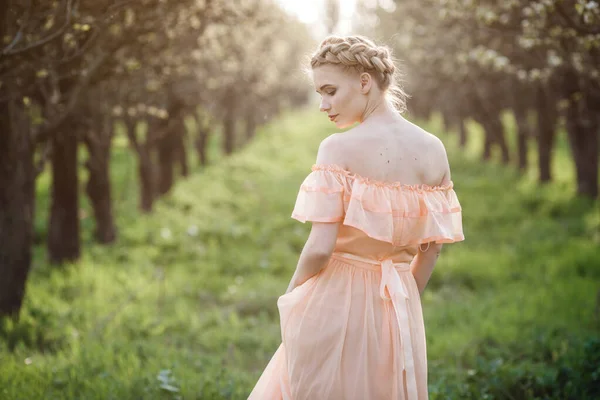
[248,164,465,400]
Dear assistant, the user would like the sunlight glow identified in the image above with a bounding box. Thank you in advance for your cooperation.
[275,0,357,35]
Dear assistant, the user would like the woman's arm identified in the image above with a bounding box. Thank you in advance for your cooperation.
[410,140,451,295]
[410,242,443,296]
[284,222,340,294]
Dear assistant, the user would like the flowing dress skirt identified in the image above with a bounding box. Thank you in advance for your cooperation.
[248,252,429,400]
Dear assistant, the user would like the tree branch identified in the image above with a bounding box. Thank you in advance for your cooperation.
[33,51,110,143]
[1,0,33,54]
[555,3,600,35]
[1,0,74,58]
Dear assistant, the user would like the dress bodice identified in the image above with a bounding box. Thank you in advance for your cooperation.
[291,164,465,262]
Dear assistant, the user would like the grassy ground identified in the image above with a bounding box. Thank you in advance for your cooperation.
[1,108,599,399]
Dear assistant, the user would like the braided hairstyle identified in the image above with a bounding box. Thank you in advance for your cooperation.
[310,35,408,114]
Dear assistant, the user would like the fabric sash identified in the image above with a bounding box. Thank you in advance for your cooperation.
[331,252,419,400]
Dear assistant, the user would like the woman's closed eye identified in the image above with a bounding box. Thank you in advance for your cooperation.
[316,84,336,96]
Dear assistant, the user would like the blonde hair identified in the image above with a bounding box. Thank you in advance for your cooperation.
[310,35,409,113]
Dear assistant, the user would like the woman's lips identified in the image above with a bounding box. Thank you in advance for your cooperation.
[329,114,338,121]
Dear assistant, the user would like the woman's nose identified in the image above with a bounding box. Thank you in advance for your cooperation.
[319,100,330,112]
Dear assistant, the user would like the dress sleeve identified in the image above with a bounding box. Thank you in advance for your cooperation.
[416,186,465,245]
[291,169,346,223]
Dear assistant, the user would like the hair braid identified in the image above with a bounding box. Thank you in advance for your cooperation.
[310,35,408,113]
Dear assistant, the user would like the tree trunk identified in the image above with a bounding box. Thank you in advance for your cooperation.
[223,111,235,155]
[138,145,155,212]
[196,127,210,166]
[513,106,529,172]
[481,119,492,161]
[176,129,188,177]
[0,101,36,318]
[565,95,599,199]
[536,86,557,183]
[491,115,510,164]
[156,127,176,196]
[563,69,599,198]
[245,113,257,142]
[513,86,532,173]
[442,110,452,134]
[458,117,467,149]
[83,119,117,244]
[124,118,155,212]
[47,125,80,264]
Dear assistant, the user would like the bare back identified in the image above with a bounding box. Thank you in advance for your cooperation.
[335,117,450,187]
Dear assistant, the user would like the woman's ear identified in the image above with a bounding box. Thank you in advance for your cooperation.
[359,72,372,94]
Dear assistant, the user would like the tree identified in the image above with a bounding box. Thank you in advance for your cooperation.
[0,0,314,317]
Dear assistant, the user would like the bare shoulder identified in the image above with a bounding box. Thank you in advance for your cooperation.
[424,130,448,159]
[404,122,451,184]
[314,132,348,166]
[422,129,451,183]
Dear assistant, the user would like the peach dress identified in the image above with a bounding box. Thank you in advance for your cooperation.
[248,164,464,400]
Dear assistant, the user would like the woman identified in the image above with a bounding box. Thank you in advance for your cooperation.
[248,35,464,400]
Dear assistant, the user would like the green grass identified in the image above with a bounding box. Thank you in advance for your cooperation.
[1,108,599,399]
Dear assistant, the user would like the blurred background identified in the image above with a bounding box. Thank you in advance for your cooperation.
[0,0,599,399]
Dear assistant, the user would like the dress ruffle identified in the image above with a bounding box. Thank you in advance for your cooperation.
[291,164,465,246]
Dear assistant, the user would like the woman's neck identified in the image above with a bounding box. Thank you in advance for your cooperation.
[360,97,401,125]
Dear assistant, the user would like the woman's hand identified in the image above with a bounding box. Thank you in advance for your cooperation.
[284,252,330,295]
[284,270,316,295]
